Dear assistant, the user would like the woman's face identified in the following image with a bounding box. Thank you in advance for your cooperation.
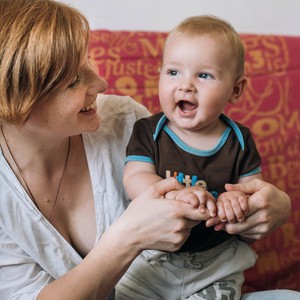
[23,53,107,139]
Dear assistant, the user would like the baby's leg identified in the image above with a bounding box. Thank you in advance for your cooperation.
[185,273,243,300]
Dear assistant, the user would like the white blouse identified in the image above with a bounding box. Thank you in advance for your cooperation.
[0,94,150,299]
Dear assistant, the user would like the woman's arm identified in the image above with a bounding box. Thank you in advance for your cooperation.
[38,178,204,299]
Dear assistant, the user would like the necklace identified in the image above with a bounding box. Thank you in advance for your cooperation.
[0,125,71,221]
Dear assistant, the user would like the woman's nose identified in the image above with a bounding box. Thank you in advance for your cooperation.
[90,70,108,93]
[88,62,108,93]
[97,76,108,93]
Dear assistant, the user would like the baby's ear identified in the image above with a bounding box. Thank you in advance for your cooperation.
[229,76,247,104]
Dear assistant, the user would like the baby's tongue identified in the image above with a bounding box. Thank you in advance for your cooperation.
[179,101,196,111]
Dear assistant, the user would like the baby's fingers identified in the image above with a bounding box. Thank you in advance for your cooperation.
[216,201,228,222]
[165,190,199,208]
[206,197,217,217]
[231,199,245,222]
[238,194,249,214]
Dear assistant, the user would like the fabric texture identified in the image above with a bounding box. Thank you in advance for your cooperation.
[0,94,150,299]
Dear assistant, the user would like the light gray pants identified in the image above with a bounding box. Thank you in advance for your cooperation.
[116,238,257,300]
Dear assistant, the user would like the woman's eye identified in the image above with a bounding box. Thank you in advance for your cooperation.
[68,75,81,89]
[199,73,212,79]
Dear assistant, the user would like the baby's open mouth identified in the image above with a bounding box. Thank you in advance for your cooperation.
[178,100,196,112]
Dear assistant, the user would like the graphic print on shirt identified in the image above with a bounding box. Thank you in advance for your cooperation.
[166,170,219,198]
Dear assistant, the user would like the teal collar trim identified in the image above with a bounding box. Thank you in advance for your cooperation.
[152,113,245,151]
[220,114,245,150]
[153,114,168,141]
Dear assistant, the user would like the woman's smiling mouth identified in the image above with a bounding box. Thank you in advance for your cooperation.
[80,100,96,112]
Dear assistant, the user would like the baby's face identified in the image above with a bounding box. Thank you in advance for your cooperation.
[158,33,239,133]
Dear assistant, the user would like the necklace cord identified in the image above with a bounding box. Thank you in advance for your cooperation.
[0,125,71,221]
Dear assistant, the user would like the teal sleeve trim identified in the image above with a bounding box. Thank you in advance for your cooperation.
[240,166,262,177]
[124,155,154,165]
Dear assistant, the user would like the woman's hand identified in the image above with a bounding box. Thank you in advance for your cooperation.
[206,179,291,241]
[165,186,216,217]
[117,178,208,253]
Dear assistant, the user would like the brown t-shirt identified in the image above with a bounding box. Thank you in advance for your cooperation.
[126,112,261,252]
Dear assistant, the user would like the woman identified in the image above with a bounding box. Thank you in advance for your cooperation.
[0,0,295,299]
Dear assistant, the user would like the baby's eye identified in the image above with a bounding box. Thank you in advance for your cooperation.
[167,69,178,76]
[199,73,213,79]
[68,75,81,89]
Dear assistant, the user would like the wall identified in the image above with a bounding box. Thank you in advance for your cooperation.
[59,0,300,36]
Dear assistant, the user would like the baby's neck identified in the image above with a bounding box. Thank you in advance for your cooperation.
[168,119,227,150]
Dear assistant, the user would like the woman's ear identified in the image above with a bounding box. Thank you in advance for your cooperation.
[229,76,247,104]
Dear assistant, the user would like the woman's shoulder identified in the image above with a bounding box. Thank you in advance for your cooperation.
[84,94,150,146]
[96,94,150,121]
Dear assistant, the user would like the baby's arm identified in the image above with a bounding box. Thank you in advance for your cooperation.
[123,161,162,200]
[124,162,216,219]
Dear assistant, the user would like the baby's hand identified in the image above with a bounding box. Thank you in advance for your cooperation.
[216,191,248,223]
[165,186,216,218]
